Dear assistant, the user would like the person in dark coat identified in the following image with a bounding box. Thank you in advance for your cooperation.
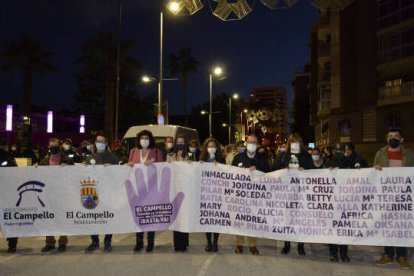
[327,143,369,262]
[85,134,119,253]
[273,133,313,256]
[0,139,19,253]
[232,133,270,255]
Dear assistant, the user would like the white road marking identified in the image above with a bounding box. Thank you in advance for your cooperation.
[197,254,217,276]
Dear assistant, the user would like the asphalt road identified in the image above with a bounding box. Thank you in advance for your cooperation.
[0,231,412,276]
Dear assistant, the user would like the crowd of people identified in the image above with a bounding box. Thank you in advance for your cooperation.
[0,127,412,270]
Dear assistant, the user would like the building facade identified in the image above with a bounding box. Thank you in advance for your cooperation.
[310,0,414,162]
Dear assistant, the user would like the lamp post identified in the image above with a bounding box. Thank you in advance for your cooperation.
[142,74,178,124]
[156,1,181,124]
[240,109,248,141]
[209,66,223,137]
[228,93,239,144]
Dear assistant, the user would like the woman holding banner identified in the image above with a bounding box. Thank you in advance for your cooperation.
[273,133,313,256]
[166,135,190,252]
[199,137,226,252]
[128,130,163,252]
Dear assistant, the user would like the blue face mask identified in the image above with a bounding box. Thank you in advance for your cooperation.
[95,142,106,152]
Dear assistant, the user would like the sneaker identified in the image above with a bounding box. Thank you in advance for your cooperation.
[41,245,55,253]
[85,243,99,253]
[376,255,392,266]
[397,257,411,270]
[104,242,112,252]
[57,245,66,253]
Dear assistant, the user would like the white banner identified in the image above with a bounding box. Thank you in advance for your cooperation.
[0,163,413,246]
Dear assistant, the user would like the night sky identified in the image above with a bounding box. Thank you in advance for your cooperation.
[0,0,317,115]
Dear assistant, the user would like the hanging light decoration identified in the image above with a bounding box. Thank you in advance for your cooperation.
[210,0,253,21]
[310,0,356,12]
[168,0,204,15]
[260,0,298,10]
[200,0,356,21]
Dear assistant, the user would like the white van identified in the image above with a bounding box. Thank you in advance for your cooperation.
[122,125,199,153]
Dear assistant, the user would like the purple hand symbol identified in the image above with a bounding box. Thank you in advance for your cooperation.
[125,164,184,232]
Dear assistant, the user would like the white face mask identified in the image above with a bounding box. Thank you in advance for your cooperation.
[166,142,173,149]
[280,147,287,152]
[290,142,300,154]
[246,143,257,153]
[86,145,91,151]
[189,147,197,153]
[95,142,106,152]
[140,139,149,148]
[207,147,216,156]
[63,144,71,152]
[312,155,320,161]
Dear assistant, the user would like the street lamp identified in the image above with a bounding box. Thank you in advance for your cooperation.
[142,74,178,124]
[228,93,239,144]
[157,1,180,125]
[209,66,224,137]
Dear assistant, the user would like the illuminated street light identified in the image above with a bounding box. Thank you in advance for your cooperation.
[168,0,203,15]
[142,75,154,83]
[209,66,225,137]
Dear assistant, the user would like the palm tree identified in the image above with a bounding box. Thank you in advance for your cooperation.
[168,47,200,126]
[0,33,55,116]
[75,31,140,140]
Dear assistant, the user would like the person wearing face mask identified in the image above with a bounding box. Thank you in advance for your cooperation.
[273,133,313,256]
[127,130,163,253]
[166,135,189,251]
[232,134,270,255]
[374,128,414,270]
[343,143,368,169]
[62,138,82,163]
[162,136,174,160]
[188,139,200,161]
[80,140,92,161]
[0,139,19,253]
[84,134,118,253]
[199,138,226,252]
[311,147,326,169]
[38,137,74,253]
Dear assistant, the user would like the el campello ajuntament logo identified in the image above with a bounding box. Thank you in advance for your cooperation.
[81,178,98,209]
